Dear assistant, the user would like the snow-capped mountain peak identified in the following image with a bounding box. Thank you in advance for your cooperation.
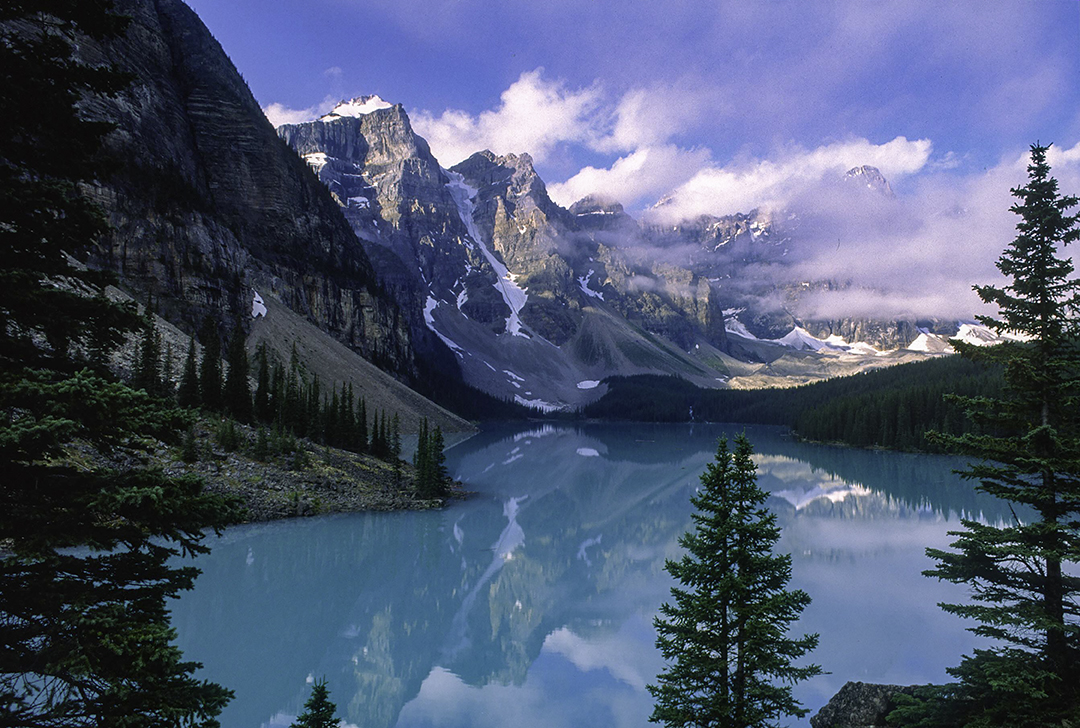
[319,95,393,121]
[844,165,894,197]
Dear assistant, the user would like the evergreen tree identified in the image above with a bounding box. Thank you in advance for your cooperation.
[223,321,252,422]
[198,317,222,410]
[0,2,237,724]
[357,396,368,453]
[177,333,200,408]
[414,417,432,495]
[391,412,402,461]
[430,425,449,494]
[325,387,340,447]
[649,434,822,728]
[132,314,163,396]
[916,144,1080,726]
[283,343,303,434]
[161,340,175,399]
[253,342,272,422]
[291,678,341,728]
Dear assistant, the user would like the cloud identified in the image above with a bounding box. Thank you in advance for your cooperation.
[548,145,711,209]
[649,136,933,222]
[411,69,604,167]
[262,96,337,127]
[774,143,1080,320]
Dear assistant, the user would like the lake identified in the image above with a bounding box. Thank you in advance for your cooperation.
[170,423,1008,728]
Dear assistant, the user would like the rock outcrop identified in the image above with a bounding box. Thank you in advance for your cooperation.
[77,0,413,374]
[811,681,917,728]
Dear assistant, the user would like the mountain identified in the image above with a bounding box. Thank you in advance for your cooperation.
[278,102,980,407]
[67,0,984,416]
[68,0,474,432]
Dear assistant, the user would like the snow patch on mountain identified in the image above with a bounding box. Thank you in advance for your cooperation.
[513,395,565,413]
[251,290,267,318]
[577,270,604,300]
[302,152,329,174]
[320,95,393,120]
[424,296,464,354]
[444,170,529,336]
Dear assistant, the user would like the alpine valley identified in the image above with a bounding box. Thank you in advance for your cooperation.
[75,0,1004,416]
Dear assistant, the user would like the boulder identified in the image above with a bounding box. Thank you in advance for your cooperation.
[810,681,916,728]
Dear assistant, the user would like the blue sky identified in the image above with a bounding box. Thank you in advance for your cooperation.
[185,0,1080,316]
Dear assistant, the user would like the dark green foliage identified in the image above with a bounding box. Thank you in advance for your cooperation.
[181,425,199,463]
[910,144,1080,726]
[585,355,1003,452]
[411,350,537,420]
[0,4,238,724]
[223,322,252,422]
[177,334,200,408]
[253,343,272,422]
[414,418,450,499]
[356,395,368,453]
[132,313,164,397]
[253,427,269,461]
[391,412,401,461]
[0,0,137,373]
[198,317,223,410]
[649,435,821,727]
[291,678,340,728]
[214,418,243,452]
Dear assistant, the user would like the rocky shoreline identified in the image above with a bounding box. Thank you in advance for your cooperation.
[169,442,446,522]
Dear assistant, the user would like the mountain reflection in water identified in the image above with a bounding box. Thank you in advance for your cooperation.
[171,423,1010,728]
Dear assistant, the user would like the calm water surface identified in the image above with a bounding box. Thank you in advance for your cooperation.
[171,423,1009,728]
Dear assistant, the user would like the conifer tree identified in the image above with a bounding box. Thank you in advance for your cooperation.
[291,678,341,728]
[415,417,432,495]
[391,412,402,461]
[915,144,1080,726]
[177,333,200,408]
[198,317,222,410]
[132,314,163,396]
[253,342,272,422]
[0,2,237,724]
[429,425,449,496]
[339,384,355,450]
[357,396,368,453]
[649,435,821,728]
[223,322,252,422]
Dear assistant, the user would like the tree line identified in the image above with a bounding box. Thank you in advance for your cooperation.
[131,306,418,465]
[584,354,1004,452]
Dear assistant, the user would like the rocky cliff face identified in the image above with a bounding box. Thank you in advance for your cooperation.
[276,100,941,406]
[77,0,412,373]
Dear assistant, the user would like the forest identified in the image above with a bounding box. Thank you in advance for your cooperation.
[583,354,1004,452]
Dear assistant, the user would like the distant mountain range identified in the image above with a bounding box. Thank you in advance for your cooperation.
[69,0,1011,417]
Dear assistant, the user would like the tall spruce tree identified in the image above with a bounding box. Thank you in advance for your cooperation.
[915,144,1080,726]
[0,1,237,724]
[649,434,821,728]
[223,321,252,422]
[198,317,222,410]
[291,679,341,728]
[177,333,200,408]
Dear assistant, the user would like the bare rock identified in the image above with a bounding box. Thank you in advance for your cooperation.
[810,681,916,728]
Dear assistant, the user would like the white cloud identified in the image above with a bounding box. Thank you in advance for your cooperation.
[592,84,713,154]
[411,69,604,167]
[777,144,1080,320]
[262,96,337,127]
[649,136,933,222]
[548,145,711,209]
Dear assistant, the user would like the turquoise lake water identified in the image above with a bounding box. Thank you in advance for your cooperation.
[170,423,1008,728]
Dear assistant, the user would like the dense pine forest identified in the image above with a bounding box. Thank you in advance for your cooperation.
[583,355,1004,452]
